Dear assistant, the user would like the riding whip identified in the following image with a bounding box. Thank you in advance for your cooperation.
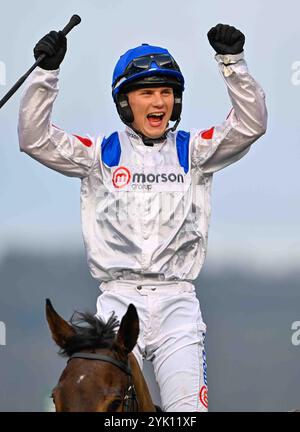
[0,14,81,109]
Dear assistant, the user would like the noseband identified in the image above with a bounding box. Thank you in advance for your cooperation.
[68,352,139,412]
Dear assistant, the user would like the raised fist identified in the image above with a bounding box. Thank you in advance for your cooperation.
[207,24,245,55]
[34,31,67,70]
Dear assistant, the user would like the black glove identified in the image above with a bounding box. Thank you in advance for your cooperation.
[207,24,245,55]
[33,30,67,70]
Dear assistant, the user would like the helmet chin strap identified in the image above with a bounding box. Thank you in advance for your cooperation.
[128,119,181,146]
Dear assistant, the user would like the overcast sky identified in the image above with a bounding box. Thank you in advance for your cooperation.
[0,0,299,272]
[0,0,300,414]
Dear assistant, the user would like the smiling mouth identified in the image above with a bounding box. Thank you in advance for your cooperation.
[146,112,165,127]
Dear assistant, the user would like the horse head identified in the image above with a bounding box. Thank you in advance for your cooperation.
[45,299,156,412]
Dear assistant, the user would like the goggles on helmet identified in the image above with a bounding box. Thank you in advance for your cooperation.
[125,54,180,76]
[112,53,182,95]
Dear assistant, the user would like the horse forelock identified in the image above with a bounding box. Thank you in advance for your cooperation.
[59,310,120,357]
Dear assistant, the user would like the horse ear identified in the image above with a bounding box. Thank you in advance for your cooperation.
[113,304,139,356]
[45,299,76,349]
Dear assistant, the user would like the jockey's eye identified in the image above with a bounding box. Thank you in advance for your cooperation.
[107,398,122,412]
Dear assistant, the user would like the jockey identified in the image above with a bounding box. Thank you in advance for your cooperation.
[18,23,267,412]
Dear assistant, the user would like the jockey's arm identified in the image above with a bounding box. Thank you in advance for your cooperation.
[191,52,267,174]
[18,67,97,179]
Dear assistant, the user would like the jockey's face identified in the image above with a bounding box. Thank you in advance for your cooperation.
[127,87,174,139]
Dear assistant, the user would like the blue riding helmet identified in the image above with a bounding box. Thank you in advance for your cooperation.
[112,43,185,127]
[112,43,185,98]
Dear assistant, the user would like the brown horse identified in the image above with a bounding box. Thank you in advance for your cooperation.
[46,299,160,412]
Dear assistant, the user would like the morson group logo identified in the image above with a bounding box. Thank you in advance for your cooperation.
[112,166,185,190]
[112,166,131,189]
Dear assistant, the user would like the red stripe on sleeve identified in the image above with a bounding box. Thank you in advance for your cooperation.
[73,134,93,147]
[201,127,214,140]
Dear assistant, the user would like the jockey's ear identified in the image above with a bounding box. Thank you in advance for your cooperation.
[112,303,139,357]
[45,299,76,349]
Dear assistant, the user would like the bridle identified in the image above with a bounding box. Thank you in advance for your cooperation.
[68,352,139,412]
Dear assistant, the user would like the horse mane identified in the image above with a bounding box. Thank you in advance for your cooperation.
[60,311,120,357]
